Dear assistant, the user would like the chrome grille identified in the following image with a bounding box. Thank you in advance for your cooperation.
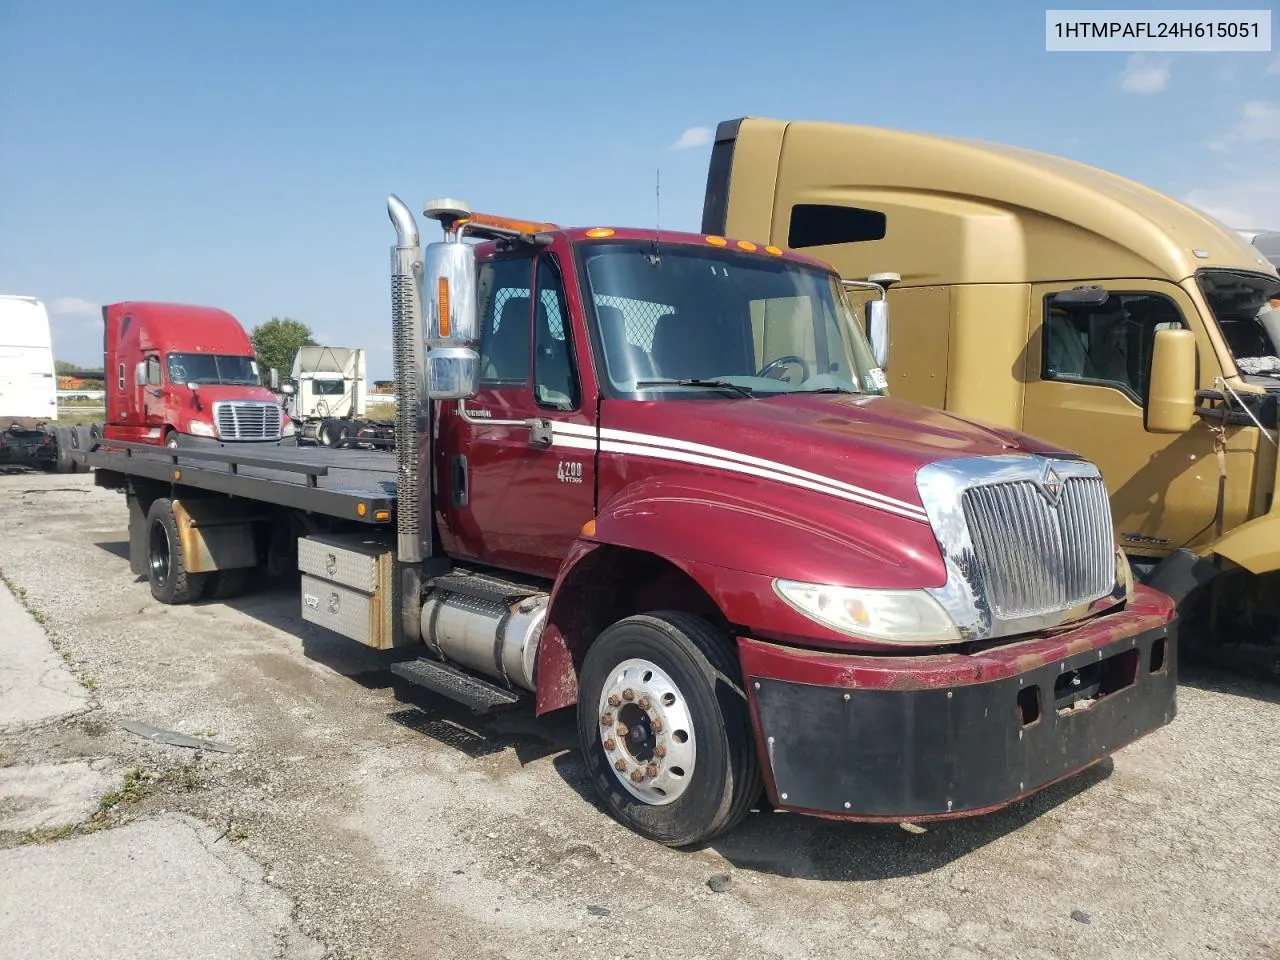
[960,475,1113,619]
[213,401,282,441]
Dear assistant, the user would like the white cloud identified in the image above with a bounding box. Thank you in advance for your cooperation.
[1184,180,1280,230]
[1187,99,1280,231]
[46,296,99,319]
[1119,53,1171,94]
[1232,100,1280,142]
[670,126,712,151]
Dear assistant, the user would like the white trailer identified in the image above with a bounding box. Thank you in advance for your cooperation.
[0,295,97,470]
[0,295,58,421]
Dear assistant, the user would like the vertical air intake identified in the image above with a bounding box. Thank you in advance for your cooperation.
[387,194,427,563]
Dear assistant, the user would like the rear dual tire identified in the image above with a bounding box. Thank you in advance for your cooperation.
[576,612,761,848]
[145,498,253,603]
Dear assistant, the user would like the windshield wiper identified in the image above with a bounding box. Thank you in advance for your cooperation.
[794,385,860,394]
[634,378,757,399]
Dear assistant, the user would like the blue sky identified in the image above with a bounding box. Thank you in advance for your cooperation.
[1,1,1276,377]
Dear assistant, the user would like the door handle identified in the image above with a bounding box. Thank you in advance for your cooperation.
[528,419,553,447]
[451,454,469,507]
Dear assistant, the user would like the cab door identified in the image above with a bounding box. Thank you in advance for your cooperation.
[436,246,596,579]
[141,353,166,430]
[1021,279,1244,558]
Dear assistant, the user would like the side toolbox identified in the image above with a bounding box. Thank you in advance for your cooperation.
[297,532,401,649]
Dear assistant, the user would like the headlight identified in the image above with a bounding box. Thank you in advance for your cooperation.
[282,418,296,436]
[188,420,215,437]
[773,579,961,645]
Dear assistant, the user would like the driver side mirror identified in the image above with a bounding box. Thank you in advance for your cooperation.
[280,382,296,395]
[866,300,889,369]
[1147,328,1197,433]
[423,236,480,399]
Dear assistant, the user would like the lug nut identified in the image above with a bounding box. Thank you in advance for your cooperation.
[645,764,659,779]
[615,758,627,771]
[654,744,667,758]
[616,722,629,737]
[608,694,621,707]
[638,695,651,710]
[601,713,614,727]
[651,717,664,733]
[630,769,645,783]
[622,688,635,701]
[603,738,617,751]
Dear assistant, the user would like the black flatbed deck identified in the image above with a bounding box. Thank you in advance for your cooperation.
[85,440,396,524]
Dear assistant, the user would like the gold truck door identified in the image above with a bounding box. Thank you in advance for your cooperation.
[1021,280,1228,558]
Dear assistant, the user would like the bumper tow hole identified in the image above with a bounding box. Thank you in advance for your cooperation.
[1149,637,1167,674]
[1017,684,1041,727]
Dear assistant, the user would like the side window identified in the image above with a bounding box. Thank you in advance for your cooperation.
[477,257,534,386]
[1042,292,1185,402]
[788,204,887,249]
[145,355,162,386]
[533,255,580,410]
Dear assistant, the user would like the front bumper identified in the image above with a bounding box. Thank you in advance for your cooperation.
[739,588,1177,821]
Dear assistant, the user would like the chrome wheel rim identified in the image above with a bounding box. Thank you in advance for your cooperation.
[597,658,696,806]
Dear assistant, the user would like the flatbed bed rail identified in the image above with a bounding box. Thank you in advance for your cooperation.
[83,440,396,525]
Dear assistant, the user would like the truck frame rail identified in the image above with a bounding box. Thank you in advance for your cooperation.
[84,440,396,524]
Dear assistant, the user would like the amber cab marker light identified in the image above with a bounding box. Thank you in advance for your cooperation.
[581,519,597,537]
[737,240,758,252]
[766,245,784,256]
[586,227,614,238]
[357,502,367,517]
[438,278,451,337]
[705,235,728,247]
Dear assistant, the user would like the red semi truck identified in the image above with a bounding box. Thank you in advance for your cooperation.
[84,196,1177,847]
[102,301,294,447]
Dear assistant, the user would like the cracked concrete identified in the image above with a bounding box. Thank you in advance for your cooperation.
[0,581,88,732]
[0,759,117,831]
[0,813,325,960]
[0,541,321,959]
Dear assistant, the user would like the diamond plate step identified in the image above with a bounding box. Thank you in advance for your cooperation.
[390,658,525,713]
[428,568,544,605]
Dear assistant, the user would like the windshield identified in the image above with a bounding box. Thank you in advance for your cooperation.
[166,353,260,386]
[576,240,888,399]
[1197,270,1280,384]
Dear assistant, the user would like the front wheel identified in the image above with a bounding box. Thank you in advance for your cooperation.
[577,612,761,847]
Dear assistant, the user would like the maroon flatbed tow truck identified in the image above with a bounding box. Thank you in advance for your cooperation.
[83,195,1177,847]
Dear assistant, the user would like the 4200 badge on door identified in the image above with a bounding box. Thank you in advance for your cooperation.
[557,460,583,484]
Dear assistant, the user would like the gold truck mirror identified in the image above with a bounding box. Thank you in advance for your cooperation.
[1147,328,1196,434]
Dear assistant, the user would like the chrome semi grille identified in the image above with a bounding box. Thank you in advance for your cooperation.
[960,475,1113,619]
[213,401,282,441]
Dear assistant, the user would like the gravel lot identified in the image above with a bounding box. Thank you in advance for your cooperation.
[2,468,1279,960]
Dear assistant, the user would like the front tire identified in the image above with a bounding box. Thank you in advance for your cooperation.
[145,498,206,604]
[577,612,761,847]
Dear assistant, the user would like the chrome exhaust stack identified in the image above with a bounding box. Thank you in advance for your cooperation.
[387,194,427,564]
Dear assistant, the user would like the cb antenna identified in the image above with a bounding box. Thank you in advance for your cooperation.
[648,168,662,266]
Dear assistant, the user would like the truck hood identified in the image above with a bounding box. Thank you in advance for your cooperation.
[601,392,1073,516]
[178,384,280,405]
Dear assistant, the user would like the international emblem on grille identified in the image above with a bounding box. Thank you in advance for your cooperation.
[1036,464,1063,507]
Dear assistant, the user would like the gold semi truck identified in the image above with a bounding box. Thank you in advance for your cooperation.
[701,116,1280,676]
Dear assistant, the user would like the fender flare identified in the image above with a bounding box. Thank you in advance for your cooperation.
[1204,514,1280,575]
